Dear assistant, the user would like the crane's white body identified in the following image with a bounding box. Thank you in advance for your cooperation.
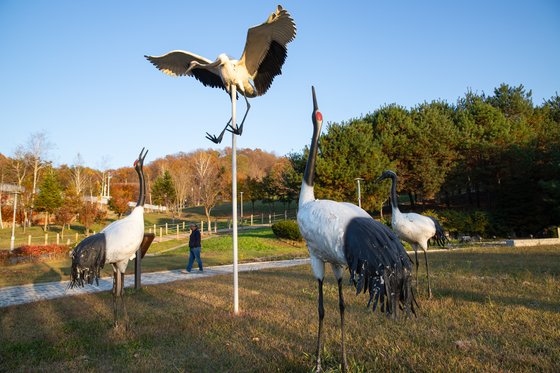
[298,183,371,279]
[212,54,256,96]
[391,208,436,251]
[102,206,145,273]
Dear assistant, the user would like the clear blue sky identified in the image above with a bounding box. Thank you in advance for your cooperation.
[1,0,558,169]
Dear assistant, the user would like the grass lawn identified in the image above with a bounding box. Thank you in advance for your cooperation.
[1,245,559,371]
[0,228,307,287]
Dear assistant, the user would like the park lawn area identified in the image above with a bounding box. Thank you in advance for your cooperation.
[1,245,559,371]
[0,228,307,287]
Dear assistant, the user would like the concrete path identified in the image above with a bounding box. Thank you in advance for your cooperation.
[0,258,310,309]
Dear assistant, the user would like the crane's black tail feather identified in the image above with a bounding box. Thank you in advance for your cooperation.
[428,216,448,247]
[344,217,417,318]
[68,233,107,289]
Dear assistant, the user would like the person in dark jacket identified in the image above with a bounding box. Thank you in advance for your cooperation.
[185,223,203,272]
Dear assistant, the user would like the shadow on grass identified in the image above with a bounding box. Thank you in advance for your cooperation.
[33,266,61,284]
[437,287,560,313]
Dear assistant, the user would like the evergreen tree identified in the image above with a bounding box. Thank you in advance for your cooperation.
[151,171,177,211]
[35,169,63,231]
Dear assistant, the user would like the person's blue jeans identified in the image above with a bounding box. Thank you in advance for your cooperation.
[186,247,203,272]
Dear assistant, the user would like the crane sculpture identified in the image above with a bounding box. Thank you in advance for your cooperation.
[297,87,416,372]
[145,5,296,143]
[376,170,448,298]
[69,148,154,328]
[145,5,295,315]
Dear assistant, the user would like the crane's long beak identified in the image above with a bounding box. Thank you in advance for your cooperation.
[138,147,148,165]
[312,86,318,111]
[374,174,387,183]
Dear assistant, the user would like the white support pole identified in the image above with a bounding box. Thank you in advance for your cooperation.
[231,85,239,315]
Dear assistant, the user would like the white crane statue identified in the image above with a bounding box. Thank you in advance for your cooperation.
[69,148,154,328]
[145,5,296,143]
[376,170,448,298]
[297,87,416,372]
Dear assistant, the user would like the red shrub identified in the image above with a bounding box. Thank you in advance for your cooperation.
[12,244,69,257]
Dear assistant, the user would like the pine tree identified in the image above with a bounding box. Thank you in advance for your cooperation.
[35,170,63,231]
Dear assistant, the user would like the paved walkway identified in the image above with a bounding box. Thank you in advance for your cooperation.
[0,258,310,309]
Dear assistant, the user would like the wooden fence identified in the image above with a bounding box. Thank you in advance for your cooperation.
[0,210,298,249]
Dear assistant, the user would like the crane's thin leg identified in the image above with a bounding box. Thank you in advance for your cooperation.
[112,271,119,328]
[337,278,348,373]
[414,246,419,291]
[120,272,130,330]
[315,279,325,373]
[227,94,250,136]
[206,119,231,144]
[423,248,432,298]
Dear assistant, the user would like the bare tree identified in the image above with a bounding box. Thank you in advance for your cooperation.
[70,153,89,196]
[167,153,193,213]
[191,150,224,233]
[9,146,30,230]
[25,132,53,223]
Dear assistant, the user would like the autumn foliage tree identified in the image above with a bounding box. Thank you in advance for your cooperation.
[108,184,135,218]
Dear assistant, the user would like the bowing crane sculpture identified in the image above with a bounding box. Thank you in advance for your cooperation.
[69,148,154,328]
[297,87,416,372]
[376,170,448,298]
[145,5,296,143]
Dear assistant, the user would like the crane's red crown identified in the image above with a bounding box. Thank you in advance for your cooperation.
[134,160,138,167]
[315,111,323,123]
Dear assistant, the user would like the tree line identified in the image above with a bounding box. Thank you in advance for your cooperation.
[1,83,558,237]
[293,84,560,237]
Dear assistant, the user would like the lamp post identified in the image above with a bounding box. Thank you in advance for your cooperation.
[355,177,364,208]
[10,190,20,251]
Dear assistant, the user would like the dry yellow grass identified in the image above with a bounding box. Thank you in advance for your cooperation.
[1,245,559,372]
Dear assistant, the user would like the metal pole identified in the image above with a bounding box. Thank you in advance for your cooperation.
[134,249,141,289]
[10,191,18,251]
[231,85,239,315]
[355,178,363,208]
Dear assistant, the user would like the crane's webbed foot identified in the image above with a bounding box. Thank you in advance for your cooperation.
[205,119,233,144]
[205,127,227,144]
[226,122,244,136]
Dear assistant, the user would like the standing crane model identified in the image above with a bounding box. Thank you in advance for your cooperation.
[297,87,416,372]
[376,170,448,298]
[145,5,296,144]
[69,148,154,328]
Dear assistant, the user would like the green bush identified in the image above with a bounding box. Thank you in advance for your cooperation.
[272,220,303,241]
[438,209,491,237]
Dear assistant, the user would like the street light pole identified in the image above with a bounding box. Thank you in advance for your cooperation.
[355,177,364,208]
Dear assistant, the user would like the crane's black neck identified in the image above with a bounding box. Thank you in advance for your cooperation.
[303,124,321,187]
[303,86,322,188]
[388,172,398,210]
[136,166,145,207]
